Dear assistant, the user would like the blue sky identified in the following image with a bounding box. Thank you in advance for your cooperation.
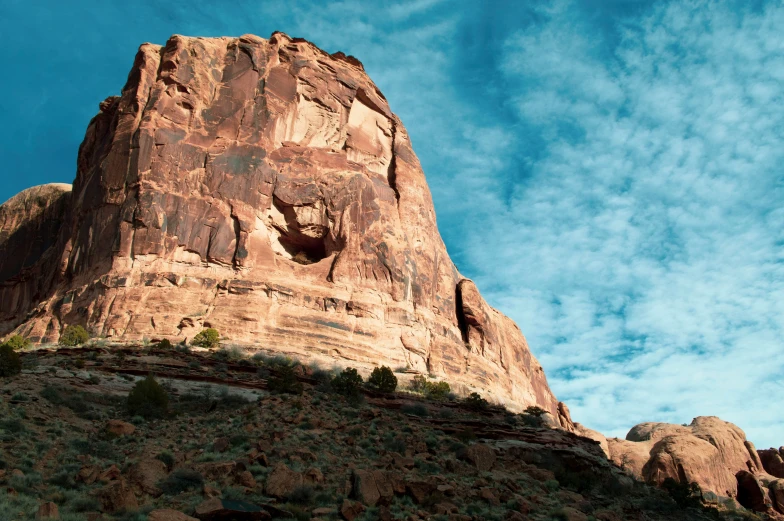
[2,0,782,447]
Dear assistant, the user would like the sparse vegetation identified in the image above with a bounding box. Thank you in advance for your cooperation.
[191,328,220,348]
[126,374,169,418]
[1,335,30,351]
[331,367,364,398]
[463,392,489,411]
[156,338,173,349]
[0,345,21,377]
[0,343,767,521]
[367,365,398,393]
[59,325,90,346]
[267,364,304,395]
[409,375,451,400]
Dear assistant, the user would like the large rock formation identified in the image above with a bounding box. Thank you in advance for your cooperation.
[605,416,784,516]
[0,32,561,416]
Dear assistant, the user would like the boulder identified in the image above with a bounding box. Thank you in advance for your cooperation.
[264,463,302,498]
[769,479,784,514]
[0,31,562,419]
[128,458,168,496]
[148,510,199,521]
[608,416,769,499]
[106,420,135,437]
[340,499,365,521]
[351,469,395,507]
[35,502,59,520]
[98,479,138,514]
[460,443,496,472]
[194,498,270,520]
[405,480,436,504]
[735,470,772,513]
[760,448,784,478]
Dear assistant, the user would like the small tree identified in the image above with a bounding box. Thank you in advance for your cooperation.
[463,392,489,411]
[156,339,173,349]
[60,325,89,346]
[191,328,220,348]
[409,375,451,401]
[524,405,548,417]
[2,335,30,351]
[127,374,169,419]
[367,366,397,393]
[0,345,21,377]
[331,368,364,397]
[267,365,304,395]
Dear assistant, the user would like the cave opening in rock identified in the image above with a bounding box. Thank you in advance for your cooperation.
[277,234,327,265]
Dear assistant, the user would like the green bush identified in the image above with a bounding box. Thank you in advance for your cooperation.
[191,328,220,348]
[2,335,30,351]
[463,392,489,411]
[158,468,204,495]
[267,364,304,395]
[524,405,548,417]
[127,374,169,418]
[401,403,429,417]
[156,339,173,349]
[156,451,175,470]
[59,325,89,346]
[0,345,21,377]
[331,367,364,397]
[409,375,451,401]
[367,366,397,393]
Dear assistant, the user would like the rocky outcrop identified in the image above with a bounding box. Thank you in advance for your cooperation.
[759,447,784,478]
[607,416,784,516]
[0,32,561,416]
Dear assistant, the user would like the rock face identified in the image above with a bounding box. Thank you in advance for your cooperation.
[0,32,560,416]
[606,416,784,516]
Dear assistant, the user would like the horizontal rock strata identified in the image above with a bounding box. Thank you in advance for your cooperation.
[0,32,561,417]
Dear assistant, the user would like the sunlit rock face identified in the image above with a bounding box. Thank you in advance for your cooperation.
[0,32,563,417]
[607,416,784,516]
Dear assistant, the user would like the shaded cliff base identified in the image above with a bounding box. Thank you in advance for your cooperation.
[0,344,780,521]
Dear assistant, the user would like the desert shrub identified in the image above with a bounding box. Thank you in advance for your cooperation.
[214,345,245,361]
[331,367,364,397]
[2,335,30,351]
[156,339,173,349]
[409,375,451,401]
[289,485,315,505]
[662,477,703,508]
[156,451,175,470]
[367,366,397,393]
[59,325,89,346]
[71,496,102,512]
[158,468,203,495]
[0,345,21,377]
[463,392,489,411]
[267,364,304,395]
[524,405,548,417]
[191,328,220,348]
[455,428,477,443]
[126,374,169,418]
[401,403,429,417]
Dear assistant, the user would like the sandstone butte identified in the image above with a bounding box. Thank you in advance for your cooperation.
[0,32,559,418]
[0,32,782,516]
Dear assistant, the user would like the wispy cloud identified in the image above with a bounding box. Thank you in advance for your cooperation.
[464,0,784,446]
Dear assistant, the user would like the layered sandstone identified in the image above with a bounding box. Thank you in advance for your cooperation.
[605,416,784,516]
[0,32,561,417]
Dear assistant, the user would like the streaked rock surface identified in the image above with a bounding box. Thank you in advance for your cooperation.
[0,32,561,416]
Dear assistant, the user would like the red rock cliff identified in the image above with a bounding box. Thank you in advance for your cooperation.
[0,33,562,417]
